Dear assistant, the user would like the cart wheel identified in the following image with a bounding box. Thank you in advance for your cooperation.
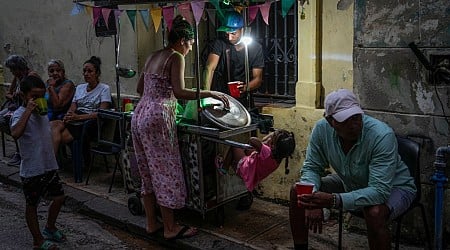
[128,196,144,216]
[236,192,254,211]
[215,205,225,227]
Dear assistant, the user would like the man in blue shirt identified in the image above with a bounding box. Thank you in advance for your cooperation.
[289,89,416,250]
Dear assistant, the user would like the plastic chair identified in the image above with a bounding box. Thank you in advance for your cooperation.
[85,109,125,193]
[337,135,432,250]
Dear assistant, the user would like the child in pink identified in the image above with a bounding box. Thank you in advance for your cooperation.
[230,129,295,191]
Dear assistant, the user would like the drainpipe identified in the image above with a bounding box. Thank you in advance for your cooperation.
[430,146,449,250]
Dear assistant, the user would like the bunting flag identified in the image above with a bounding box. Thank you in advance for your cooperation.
[177,3,194,25]
[206,8,216,26]
[114,9,124,24]
[260,1,271,25]
[72,1,277,34]
[208,0,224,21]
[191,1,205,26]
[281,0,295,17]
[151,8,162,32]
[126,10,137,31]
[139,9,150,31]
[162,6,175,31]
[85,5,93,18]
[71,3,84,16]
[93,7,102,26]
[248,5,259,25]
[101,8,112,29]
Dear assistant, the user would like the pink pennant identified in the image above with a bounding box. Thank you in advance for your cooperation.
[248,6,259,25]
[162,6,175,31]
[260,1,271,26]
[93,7,101,26]
[101,8,113,29]
[177,3,194,25]
[191,1,205,26]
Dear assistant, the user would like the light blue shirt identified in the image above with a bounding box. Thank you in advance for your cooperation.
[11,107,58,178]
[300,115,416,210]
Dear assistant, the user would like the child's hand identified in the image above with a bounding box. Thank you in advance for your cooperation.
[26,98,38,113]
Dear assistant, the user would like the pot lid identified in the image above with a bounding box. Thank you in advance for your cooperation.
[201,94,251,130]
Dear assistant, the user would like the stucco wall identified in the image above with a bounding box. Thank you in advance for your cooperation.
[0,0,139,97]
[354,0,450,241]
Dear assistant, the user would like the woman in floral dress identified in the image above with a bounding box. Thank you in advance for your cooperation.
[131,15,228,240]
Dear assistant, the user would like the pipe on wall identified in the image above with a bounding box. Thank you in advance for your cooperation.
[431,146,449,250]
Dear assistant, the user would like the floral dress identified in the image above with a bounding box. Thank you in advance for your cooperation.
[131,51,186,209]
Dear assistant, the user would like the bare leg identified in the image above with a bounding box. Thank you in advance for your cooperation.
[363,204,391,250]
[46,195,65,231]
[25,205,45,247]
[50,120,74,155]
[142,193,162,233]
[289,185,308,245]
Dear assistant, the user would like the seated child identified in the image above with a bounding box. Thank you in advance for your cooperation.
[223,129,296,192]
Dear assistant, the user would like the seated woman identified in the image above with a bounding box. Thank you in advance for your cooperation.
[45,59,75,121]
[51,56,111,159]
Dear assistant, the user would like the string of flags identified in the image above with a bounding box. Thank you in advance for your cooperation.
[70,0,301,33]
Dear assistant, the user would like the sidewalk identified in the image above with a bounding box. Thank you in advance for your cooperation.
[0,135,425,250]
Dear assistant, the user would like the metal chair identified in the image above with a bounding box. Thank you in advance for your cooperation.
[337,135,432,250]
[85,109,125,193]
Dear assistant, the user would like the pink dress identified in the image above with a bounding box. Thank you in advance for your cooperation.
[237,144,279,191]
[131,52,186,209]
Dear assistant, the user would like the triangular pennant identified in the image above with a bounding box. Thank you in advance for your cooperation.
[162,6,174,31]
[206,9,216,27]
[126,10,137,32]
[85,5,93,18]
[191,1,205,26]
[139,9,150,32]
[70,3,84,16]
[101,8,113,30]
[260,1,271,25]
[114,9,124,22]
[208,0,224,21]
[177,3,194,25]
[151,8,162,33]
[93,7,102,26]
[281,0,295,17]
[248,5,259,25]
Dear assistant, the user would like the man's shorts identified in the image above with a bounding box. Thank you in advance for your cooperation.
[320,174,415,220]
[21,171,64,206]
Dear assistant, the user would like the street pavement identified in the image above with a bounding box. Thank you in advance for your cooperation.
[0,135,427,250]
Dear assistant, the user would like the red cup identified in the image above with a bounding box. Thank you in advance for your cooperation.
[295,182,315,208]
[227,81,241,98]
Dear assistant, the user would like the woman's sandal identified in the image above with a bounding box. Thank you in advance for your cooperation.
[43,227,66,243]
[33,240,59,250]
[164,225,198,241]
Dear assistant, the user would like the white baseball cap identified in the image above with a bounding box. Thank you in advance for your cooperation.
[324,89,364,122]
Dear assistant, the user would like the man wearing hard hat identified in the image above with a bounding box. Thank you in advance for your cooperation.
[202,10,264,108]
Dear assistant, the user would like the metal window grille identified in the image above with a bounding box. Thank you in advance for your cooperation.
[201,2,298,104]
[250,1,298,104]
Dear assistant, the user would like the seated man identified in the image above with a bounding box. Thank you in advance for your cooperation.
[289,89,416,250]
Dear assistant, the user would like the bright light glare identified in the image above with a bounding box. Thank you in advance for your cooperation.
[241,36,253,46]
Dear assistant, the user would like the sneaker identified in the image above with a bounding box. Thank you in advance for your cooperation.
[7,152,21,166]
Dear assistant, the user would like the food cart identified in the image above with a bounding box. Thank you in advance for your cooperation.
[124,95,258,225]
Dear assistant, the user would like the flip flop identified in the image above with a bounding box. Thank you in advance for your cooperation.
[164,225,198,241]
[33,240,59,250]
[43,227,66,243]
